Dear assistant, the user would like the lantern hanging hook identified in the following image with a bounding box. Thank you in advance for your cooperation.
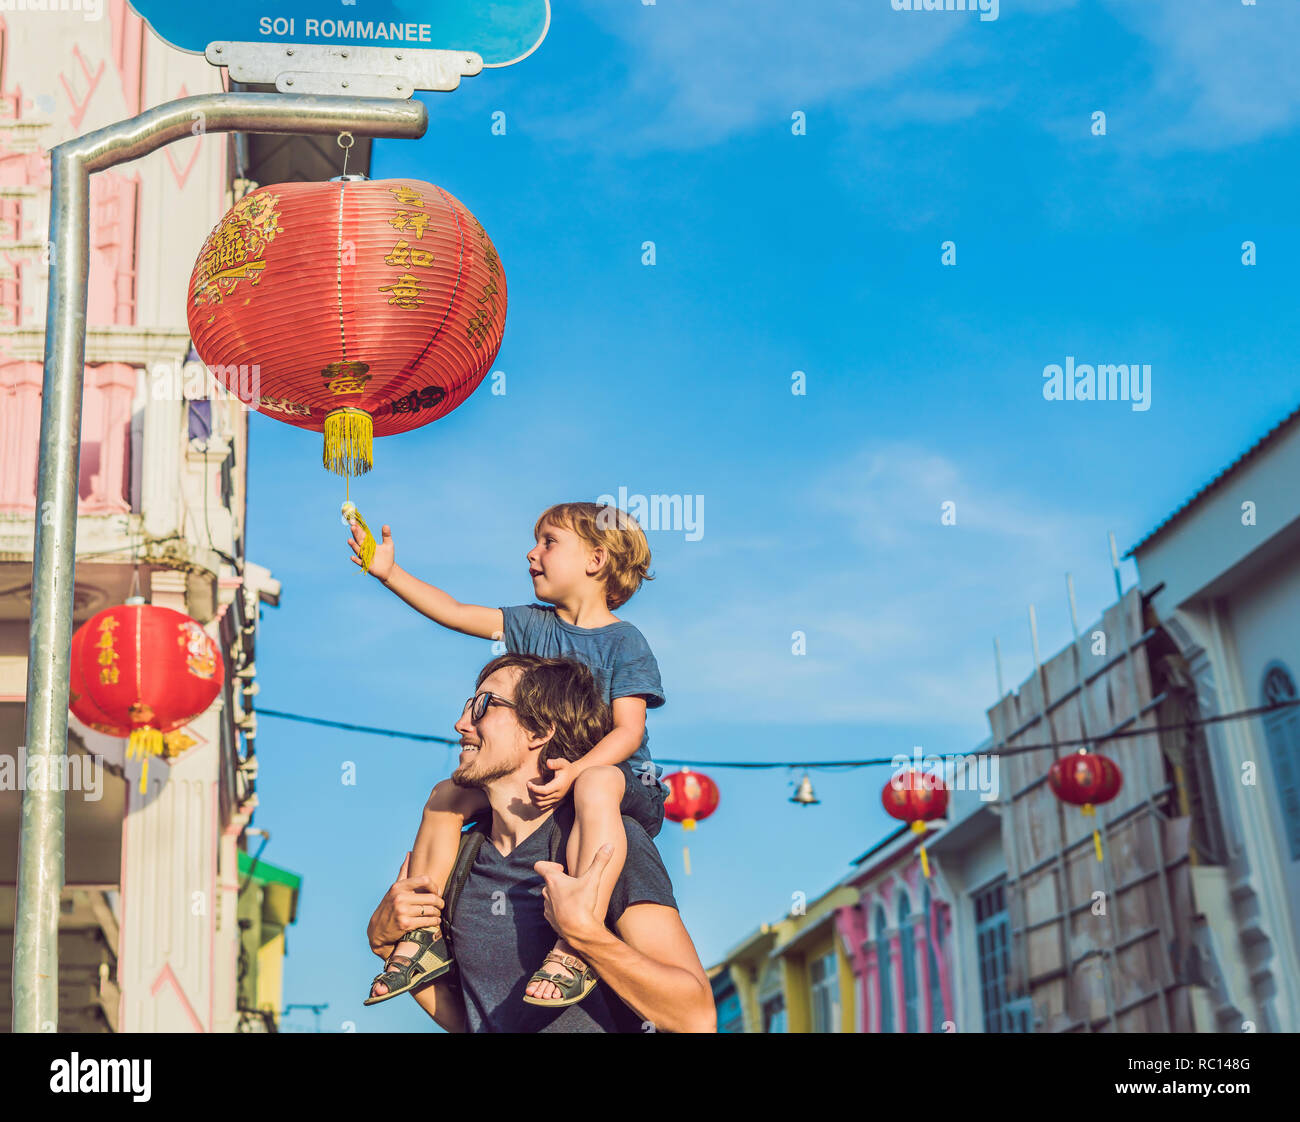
[337,130,354,177]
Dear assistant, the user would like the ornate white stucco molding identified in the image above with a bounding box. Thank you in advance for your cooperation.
[0,326,191,365]
[1161,603,1300,1032]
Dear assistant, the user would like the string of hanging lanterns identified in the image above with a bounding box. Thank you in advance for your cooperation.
[243,704,1275,877]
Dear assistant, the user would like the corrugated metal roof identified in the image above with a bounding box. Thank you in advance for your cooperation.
[1125,403,1300,558]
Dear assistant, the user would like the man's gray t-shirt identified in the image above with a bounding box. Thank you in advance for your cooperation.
[499,604,666,785]
[444,814,678,1033]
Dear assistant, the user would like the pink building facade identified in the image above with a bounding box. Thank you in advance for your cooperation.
[0,2,287,1031]
[835,832,956,1033]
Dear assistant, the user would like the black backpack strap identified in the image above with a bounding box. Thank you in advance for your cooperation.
[438,813,490,999]
[442,813,490,928]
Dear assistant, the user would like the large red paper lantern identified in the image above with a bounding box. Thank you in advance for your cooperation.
[882,770,949,878]
[1048,749,1122,861]
[69,601,225,787]
[663,768,719,830]
[186,177,506,477]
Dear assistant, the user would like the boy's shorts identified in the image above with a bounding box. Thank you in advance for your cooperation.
[617,760,665,838]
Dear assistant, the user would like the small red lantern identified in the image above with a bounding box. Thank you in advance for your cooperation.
[1048,749,1122,861]
[662,768,719,876]
[882,770,949,878]
[187,177,506,480]
[69,600,224,788]
[664,768,719,830]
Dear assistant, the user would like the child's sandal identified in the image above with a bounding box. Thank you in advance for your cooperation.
[521,951,598,1008]
[363,927,452,1006]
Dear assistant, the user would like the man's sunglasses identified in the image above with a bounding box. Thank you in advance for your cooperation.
[463,691,516,723]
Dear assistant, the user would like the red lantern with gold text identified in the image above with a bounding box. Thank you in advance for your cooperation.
[663,768,719,876]
[188,176,506,477]
[187,177,507,566]
[69,600,224,789]
[1048,749,1122,861]
[881,770,949,878]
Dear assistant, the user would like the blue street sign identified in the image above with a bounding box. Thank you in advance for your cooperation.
[128,0,550,67]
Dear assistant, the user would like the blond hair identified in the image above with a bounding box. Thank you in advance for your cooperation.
[534,501,653,610]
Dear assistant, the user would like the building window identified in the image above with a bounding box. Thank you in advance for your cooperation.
[187,398,212,441]
[875,904,894,1033]
[809,950,839,1033]
[974,877,1029,1033]
[761,994,786,1033]
[715,987,744,1034]
[923,885,945,1031]
[1262,662,1300,861]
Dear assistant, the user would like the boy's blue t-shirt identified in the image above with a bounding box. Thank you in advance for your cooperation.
[498,604,665,784]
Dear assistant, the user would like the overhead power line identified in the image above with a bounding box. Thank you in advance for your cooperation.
[257,708,460,745]
[255,697,1300,770]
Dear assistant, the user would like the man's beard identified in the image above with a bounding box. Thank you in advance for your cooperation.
[451,750,516,789]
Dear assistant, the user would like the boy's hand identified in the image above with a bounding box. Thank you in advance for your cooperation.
[527,756,577,809]
[350,521,395,582]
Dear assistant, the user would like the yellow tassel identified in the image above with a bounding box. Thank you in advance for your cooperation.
[323,408,374,477]
[682,845,692,877]
[1093,827,1104,863]
[342,501,376,574]
[921,845,931,878]
[129,726,164,790]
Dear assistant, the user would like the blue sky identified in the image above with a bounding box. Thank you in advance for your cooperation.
[241,1,1300,1030]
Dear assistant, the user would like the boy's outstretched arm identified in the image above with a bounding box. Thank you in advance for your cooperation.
[349,522,504,640]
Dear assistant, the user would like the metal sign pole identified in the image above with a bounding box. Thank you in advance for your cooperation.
[14,92,426,1032]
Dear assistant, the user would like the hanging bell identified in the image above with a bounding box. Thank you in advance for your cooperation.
[790,772,820,806]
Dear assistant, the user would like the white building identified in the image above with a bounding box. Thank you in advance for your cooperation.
[0,1,312,1031]
[923,765,1025,1033]
[1127,404,1300,1033]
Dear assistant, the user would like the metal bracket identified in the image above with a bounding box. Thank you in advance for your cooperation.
[206,42,484,98]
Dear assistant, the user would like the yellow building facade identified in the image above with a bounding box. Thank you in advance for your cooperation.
[712,885,858,1033]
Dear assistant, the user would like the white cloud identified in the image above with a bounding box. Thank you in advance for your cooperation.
[650,442,1116,727]
[565,0,966,148]
[1102,0,1300,151]
[554,0,1300,156]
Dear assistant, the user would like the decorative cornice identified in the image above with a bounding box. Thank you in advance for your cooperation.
[0,326,191,364]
